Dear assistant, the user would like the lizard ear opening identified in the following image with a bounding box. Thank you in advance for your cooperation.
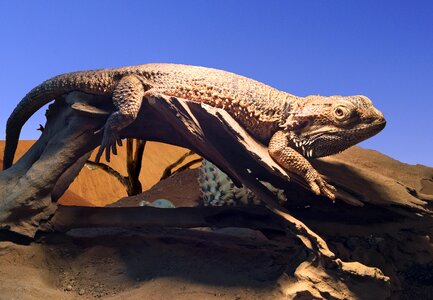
[280,115,310,131]
[297,120,310,130]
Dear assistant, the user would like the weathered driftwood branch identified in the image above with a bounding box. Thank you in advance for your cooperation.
[0,92,311,235]
[85,138,147,196]
[124,138,146,195]
[1,92,429,232]
[4,91,432,298]
[160,150,197,180]
[85,160,128,186]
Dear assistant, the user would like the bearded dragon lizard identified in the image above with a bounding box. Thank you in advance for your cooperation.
[3,63,386,200]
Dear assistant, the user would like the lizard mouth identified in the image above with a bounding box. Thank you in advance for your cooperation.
[298,120,386,158]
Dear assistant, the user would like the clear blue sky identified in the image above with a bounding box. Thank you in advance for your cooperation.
[1,1,432,166]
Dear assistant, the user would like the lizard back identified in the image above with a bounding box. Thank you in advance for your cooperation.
[115,64,295,141]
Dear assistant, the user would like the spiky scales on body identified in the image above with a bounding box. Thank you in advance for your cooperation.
[3,63,386,200]
[199,159,286,207]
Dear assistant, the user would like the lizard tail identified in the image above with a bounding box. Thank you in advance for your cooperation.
[3,71,116,170]
[3,89,59,170]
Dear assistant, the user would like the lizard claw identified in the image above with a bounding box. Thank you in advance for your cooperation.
[307,171,337,201]
[95,127,122,163]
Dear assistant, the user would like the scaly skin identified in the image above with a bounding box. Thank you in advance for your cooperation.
[3,63,386,200]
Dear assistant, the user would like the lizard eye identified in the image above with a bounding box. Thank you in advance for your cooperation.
[333,105,351,121]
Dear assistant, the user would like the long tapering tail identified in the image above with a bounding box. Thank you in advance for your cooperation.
[3,90,58,170]
[3,69,117,170]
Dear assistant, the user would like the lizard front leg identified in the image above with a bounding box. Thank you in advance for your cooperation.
[95,75,145,162]
[268,130,336,200]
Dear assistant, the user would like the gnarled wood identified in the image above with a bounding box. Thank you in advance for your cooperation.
[3,91,432,298]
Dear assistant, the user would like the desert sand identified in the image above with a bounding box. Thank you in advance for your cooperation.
[1,141,432,299]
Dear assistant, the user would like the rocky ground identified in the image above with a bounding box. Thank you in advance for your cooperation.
[0,227,290,300]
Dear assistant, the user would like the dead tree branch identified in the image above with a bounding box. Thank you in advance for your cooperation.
[2,91,431,298]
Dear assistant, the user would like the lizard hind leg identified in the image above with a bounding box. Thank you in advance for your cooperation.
[95,75,145,163]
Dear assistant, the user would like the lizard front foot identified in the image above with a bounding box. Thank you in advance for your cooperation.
[94,74,144,163]
[269,131,338,201]
[95,125,123,163]
[306,169,336,200]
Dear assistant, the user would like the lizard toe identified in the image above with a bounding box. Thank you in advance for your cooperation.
[95,131,119,163]
[307,173,336,201]
[105,145,111,162]
[308,180,322,196]
[318,179,336,201]
[111,141,118,156]
[95,147,104,163]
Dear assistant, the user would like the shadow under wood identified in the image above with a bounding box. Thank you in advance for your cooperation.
[64,227,296,287]
[0,228,297,299]
[48,205,290,234]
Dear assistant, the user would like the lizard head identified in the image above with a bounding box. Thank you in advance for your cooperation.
[281,95,386,158]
